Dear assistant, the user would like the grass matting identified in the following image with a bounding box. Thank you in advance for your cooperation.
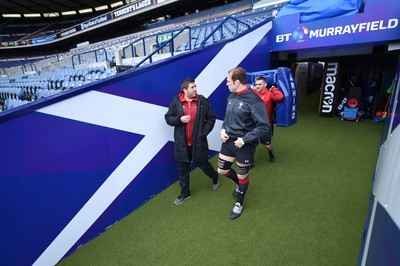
[59,91,383,265]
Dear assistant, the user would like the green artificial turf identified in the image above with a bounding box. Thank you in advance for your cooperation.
[59,91,383,266]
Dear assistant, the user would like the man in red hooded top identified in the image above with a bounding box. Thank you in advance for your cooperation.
[165,78,219,206]
[253,76,284,163]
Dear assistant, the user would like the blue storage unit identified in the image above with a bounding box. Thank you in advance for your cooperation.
[247,67,298,127]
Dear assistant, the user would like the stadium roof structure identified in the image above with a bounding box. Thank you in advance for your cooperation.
[0,0,244,19]
[0,0,123,18]
[0,0,245,56]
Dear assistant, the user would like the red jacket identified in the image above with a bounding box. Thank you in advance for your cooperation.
[178,92,198,146]
[253,86,284,123]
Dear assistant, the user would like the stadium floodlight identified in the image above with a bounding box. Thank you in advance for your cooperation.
[79,8,93,14]
[3,14,21,18]
[24,13,41,17]
[95,5,109,11]
[43,12,59,17]
[62,11,77,16]
[111,1,124,8]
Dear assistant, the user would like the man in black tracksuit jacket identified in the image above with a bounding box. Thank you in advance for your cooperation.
[218,67,270,219]
[165,78,219,205]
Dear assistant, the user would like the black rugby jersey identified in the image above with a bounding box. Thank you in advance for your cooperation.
[222,87,270,144]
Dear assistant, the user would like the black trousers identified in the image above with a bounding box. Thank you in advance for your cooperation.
[177,146,218,197]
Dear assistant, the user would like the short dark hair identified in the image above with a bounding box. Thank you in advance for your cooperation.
[229,67,247,85]
[256,76,266,83]
[181,78,195,91]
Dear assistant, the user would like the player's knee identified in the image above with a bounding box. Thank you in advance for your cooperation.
[217,157,232,174]
[217,168,228,175]
[237,174,249,180]
[236,164,249,176]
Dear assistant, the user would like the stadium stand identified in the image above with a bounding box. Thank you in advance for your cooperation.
[0,1,279,112]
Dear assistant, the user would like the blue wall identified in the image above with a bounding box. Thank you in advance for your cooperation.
[0,21,273,266]
[359,57,400,265]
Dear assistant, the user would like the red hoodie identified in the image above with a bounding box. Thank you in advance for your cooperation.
[253,86,284,123]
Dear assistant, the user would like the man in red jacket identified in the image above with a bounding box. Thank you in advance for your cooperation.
[253,76,284,162]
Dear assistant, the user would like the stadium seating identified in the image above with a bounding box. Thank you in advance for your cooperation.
[0,3,277,111]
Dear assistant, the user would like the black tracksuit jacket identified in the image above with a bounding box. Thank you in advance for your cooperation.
[222,87,270,145]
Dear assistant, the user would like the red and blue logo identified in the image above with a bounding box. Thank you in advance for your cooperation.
[292,26,309,43]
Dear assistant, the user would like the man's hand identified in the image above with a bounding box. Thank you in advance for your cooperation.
[234,138,244,149]
[220,129,229,143]
[180,115,191,123]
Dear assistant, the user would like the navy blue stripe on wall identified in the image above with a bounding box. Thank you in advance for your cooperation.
[366,202,400,266]
[0,112,143,266]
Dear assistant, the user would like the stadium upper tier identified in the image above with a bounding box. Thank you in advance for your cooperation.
[0,2,281,112]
